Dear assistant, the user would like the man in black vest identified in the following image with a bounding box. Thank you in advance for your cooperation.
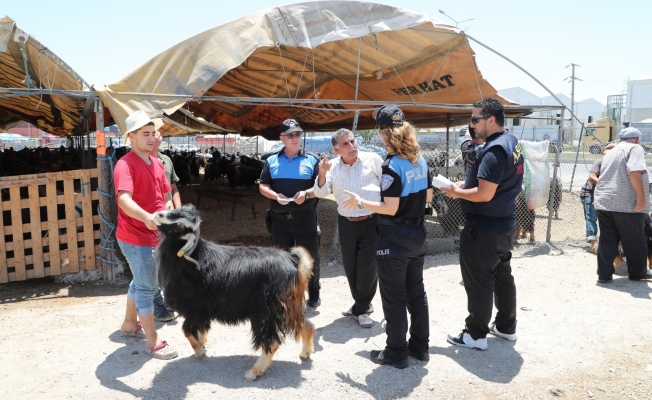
[441,98,524,351]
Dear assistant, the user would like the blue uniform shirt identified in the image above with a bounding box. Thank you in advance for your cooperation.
[260,148,319,213]
[380,155,432,219]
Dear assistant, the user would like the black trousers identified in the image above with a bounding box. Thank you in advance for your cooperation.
[459,224,517,340]
[375,222,429,361]
[338,215,378,316]
[597,210,647,280]
[271,208,320,298]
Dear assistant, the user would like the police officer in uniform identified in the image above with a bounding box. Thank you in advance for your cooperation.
[343,104,433,369]
[259,119,321,307]
[442,98,523,351]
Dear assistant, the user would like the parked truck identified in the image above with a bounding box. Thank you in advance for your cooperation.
[581,117,616,154]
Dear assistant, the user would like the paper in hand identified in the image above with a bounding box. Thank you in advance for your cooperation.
[277,197,295,205]
[431,174,454,189]
[360,183,381,192]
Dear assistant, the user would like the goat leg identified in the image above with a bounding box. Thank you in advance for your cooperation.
[245,342,280,382]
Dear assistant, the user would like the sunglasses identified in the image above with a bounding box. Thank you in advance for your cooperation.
[282,132,303,139]
[470,116,489,124]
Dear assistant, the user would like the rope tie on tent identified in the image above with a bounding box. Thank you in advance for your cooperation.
[293,50,310,100]
[276,42,293,104]
[417,40,456,103]
[18,39,35,89]
[312,49,317,99]
[95,148,119,266]
[373,34,417,106]
[464,34,484,100]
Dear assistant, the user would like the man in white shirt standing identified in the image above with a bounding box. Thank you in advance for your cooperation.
[313,128,383,328]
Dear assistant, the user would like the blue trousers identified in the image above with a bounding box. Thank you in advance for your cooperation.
[118,240,164,316]
[581,196,598,242]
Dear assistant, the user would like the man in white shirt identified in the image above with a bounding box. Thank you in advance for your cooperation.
[593,127,652,283]
[313,128,383,328]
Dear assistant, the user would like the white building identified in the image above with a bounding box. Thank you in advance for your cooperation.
[626,76,652,124]
[499,87,605,141]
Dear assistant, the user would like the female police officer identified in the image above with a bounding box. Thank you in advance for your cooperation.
[342,104,433,368]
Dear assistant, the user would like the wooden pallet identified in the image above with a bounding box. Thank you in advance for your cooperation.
[0,169,101,283]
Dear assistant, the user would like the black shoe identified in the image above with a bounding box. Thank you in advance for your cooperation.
[154,305,176,322]
[633,270,652,281]
[408,345,430,361]
[446,329,487,351]
[307,298,321,308]
[370,350,409,369]
[597,277,613,284]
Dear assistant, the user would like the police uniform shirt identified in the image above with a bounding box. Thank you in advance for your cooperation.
[380,155,432,219]
[260,148,319,213]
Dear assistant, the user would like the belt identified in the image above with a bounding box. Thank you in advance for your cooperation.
[340,213,376,222]
[270,209,312,220]
[379,217,424,226]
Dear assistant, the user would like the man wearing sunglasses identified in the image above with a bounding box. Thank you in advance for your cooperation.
[312,128,383,328]
[441,98,523,351]
[259,119,322,307]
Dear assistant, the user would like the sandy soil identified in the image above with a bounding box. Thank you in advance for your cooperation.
[1,189,652,400]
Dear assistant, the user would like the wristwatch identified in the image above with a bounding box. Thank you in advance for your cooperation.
[305,191,310,199]
[357,198,363,210]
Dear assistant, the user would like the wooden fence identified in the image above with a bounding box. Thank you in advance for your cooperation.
[0,169,101,283]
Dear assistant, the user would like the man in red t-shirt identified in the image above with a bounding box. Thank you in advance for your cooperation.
[115,110,177,360]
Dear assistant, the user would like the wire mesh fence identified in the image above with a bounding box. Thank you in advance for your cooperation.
[327,137,652,263]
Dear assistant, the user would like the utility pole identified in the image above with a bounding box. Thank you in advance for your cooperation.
[564,64,582,143]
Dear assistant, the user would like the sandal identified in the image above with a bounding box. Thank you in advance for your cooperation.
[122,323,146,338]
[149,341,178,360]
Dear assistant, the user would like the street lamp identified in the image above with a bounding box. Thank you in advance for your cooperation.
[438,9,474,28]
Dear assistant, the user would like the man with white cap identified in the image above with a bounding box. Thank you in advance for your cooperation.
[594,127,652,283]
[122,116,177,322]
[115,110,177,359]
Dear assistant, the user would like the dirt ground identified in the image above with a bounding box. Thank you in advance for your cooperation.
[1,188,652,400]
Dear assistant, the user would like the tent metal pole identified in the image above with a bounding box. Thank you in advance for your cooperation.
[445,115,450,177]
[546,109,564,243]
[354,37,361,103]
[352,111,360,133]
[465,34,581,123]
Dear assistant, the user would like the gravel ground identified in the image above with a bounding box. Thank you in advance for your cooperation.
[1,186,652,399]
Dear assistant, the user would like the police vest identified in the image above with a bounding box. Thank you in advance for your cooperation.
[460,131,524,219]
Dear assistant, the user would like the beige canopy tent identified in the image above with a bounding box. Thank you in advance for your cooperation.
[0,16,99,136]
[98,1,559,140]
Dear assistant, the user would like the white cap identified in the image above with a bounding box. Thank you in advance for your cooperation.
[618,127,641,139]
[122,110,164,145]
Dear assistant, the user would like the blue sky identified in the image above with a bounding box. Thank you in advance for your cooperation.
[3,0,649,105]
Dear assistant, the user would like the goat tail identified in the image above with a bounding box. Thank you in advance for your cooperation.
[290,246,313,293]
[286,246,313,340]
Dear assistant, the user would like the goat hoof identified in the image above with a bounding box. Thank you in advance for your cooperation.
[194,346,207,359]
[244,369,257,382]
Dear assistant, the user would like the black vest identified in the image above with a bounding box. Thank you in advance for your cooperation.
[460,131,524,220]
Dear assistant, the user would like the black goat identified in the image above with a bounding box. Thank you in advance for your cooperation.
[431,189,465,236]
[547,178,563,219]
[153,204,315,381]
[515,191,535,242]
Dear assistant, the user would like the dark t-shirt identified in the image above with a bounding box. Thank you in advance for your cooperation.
[477,146,507,184]
[580,159,602,199]
[466,146,510,230]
